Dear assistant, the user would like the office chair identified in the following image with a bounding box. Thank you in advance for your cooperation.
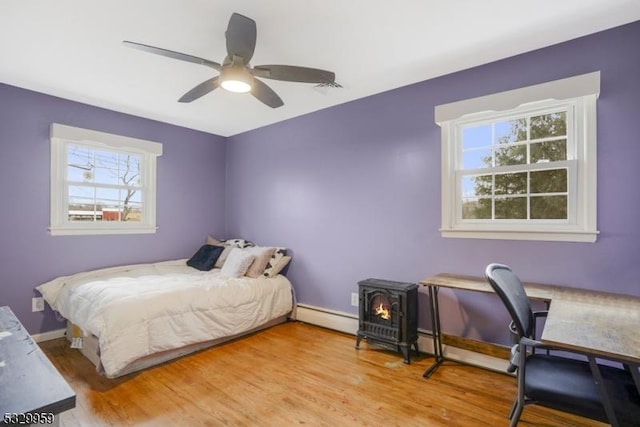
[485,263,640,427]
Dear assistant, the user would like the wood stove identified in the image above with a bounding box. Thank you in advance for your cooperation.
[355,278,419,363]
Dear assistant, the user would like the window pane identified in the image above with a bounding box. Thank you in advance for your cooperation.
[68,185,96,221]
[494,118,527,144]
[67,145,93,182]
[530,112,566,140]
[462,148,492,169]
[123,203,142,222]
[95,187,120,204]
[530,169,567,194]
[68,186,94,205]
[72,148,143,187]
[122,188,141,204]
[462,175,492,198]
[530,139,567,163]
[531,195,567,219]
[494,144,526,166]
[99,202,121,222]
[462,125,491,149]
[495,197,527,219]
[462,198,492,219]
[68,210,100,222]
[119,155,142,187]
[121,189,142,222]
[93,165,120,186]
[494,172,527,195]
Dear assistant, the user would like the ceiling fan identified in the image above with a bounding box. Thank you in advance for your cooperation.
[123,13,337,108]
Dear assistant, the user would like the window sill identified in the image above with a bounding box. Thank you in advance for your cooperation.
[440,228,598,243]
[49,226,158,236]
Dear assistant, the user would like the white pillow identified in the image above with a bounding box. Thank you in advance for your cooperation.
[220,248,255,278]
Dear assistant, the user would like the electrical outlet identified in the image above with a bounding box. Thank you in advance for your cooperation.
[351,292,359,307]
[32,297,44,312]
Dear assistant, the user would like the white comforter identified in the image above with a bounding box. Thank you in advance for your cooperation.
[36,260,293,377]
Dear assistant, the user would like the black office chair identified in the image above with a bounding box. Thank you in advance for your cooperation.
[485,263,640,427]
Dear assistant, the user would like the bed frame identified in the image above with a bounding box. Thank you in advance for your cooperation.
[66,315,290,378]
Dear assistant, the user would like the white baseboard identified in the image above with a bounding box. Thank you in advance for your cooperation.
[31,327,66,343]
[295,303,508,374]
[295,303,359,334]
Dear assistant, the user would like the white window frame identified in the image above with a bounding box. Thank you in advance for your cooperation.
[49,123,163,236]
[436,72,599,242]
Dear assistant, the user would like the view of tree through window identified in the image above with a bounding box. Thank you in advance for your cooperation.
[67,144,142,222]
[461,110,569,221]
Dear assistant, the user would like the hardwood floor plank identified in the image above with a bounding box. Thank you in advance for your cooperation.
[38,321,605,426]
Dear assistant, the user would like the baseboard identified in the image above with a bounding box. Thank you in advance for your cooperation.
[31,328,66,343]
[295,304,359,334]
[295,303,509,374]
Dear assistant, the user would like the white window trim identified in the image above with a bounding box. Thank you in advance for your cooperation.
[436,72,599,243]
[49,123,163,236]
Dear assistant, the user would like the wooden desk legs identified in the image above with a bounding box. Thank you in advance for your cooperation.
[423,285,444,378]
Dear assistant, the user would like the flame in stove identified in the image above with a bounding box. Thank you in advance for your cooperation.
[375,303,391,320]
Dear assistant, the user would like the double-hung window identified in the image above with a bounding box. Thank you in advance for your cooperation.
[50,124,163,235]
[437,72,599,242]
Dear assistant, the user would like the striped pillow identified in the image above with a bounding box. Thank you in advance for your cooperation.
[263,247,287,277]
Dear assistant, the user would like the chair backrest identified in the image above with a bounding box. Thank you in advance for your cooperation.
[485,263,534,338]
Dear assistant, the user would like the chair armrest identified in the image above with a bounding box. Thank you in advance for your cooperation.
[521,336,548,348]
[531,311,549,344]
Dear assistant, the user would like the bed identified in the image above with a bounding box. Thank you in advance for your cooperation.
[36,249,294,378]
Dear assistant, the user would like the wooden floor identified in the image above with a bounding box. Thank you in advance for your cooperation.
[39,321,605,427]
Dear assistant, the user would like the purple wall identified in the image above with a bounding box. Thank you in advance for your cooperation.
[226,21,640,344]
[0,84,227,334]
[3,22,639,345]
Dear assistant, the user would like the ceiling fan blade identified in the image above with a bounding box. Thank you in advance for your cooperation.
[252,65,335,84]
[251,79,284,108]
[225,13,257,64]
[178,76,220,103]
[123,41,221,71]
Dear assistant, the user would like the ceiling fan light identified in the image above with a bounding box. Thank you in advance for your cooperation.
[220,64,253,93]
[221,79,252,93]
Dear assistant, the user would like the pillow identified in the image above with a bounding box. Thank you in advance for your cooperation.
[186,245,225,271]
[220,248,256,278]
[214,245,233,268]
[263,247,287,277]
[243,247,276,278]
[221,238,255,249]
[265,255,291,278]
[206,235,223,246]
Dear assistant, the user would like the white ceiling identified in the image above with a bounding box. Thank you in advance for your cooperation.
[1,1,639,137]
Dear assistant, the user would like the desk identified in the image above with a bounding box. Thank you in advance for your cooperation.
[419,274,640,427]
[418,273,556,378]
[541,288,640,365]
[0,306,75,426]
[541,288,640,426]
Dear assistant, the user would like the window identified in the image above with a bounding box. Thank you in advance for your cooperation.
[50,124,162,235]
[436,72,599,242]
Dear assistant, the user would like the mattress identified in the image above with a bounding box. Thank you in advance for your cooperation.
[38,259,294,377]
[65,316,289,377]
